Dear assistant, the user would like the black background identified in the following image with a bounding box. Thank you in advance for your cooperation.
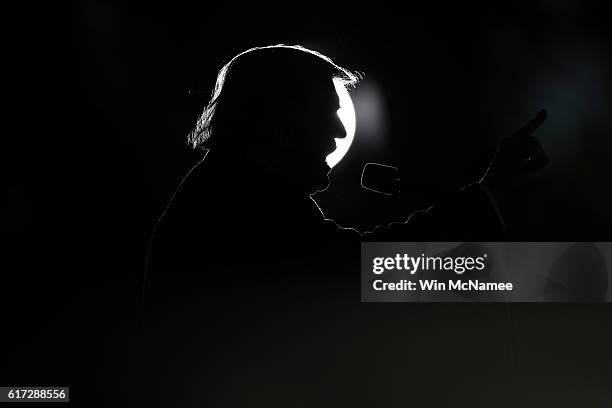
[3,1,612,406]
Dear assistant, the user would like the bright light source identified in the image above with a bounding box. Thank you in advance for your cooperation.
[326,78,356,168]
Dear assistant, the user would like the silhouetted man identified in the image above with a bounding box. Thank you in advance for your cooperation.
[145,44,547,301]
[139,44,549,407]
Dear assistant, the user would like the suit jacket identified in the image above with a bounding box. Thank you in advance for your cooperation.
[137,148,508,406]
[145,149,504,305]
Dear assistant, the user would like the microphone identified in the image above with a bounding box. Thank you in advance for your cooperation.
[361,163,401,196]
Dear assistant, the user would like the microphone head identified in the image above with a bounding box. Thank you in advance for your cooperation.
[361,163,401,196]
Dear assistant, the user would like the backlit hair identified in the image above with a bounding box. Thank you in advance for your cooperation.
[188,44,359,150]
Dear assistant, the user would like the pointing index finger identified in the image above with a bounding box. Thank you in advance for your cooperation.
[510,109,547,139]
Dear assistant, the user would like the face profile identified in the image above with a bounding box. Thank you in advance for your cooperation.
[187,45,358,195]
[278,78,348,192]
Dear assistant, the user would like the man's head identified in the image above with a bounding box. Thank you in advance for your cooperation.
[188,45,359,193]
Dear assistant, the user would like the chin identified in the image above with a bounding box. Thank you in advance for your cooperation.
[309,169,331,194]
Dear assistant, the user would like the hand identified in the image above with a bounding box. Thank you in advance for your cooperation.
[481,109,549,202]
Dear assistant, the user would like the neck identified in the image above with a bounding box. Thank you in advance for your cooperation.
[206,147,310,198]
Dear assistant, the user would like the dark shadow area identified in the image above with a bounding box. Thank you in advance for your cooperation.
[4,2,612,406]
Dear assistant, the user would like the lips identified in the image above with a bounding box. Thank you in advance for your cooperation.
[325,142,337,156]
